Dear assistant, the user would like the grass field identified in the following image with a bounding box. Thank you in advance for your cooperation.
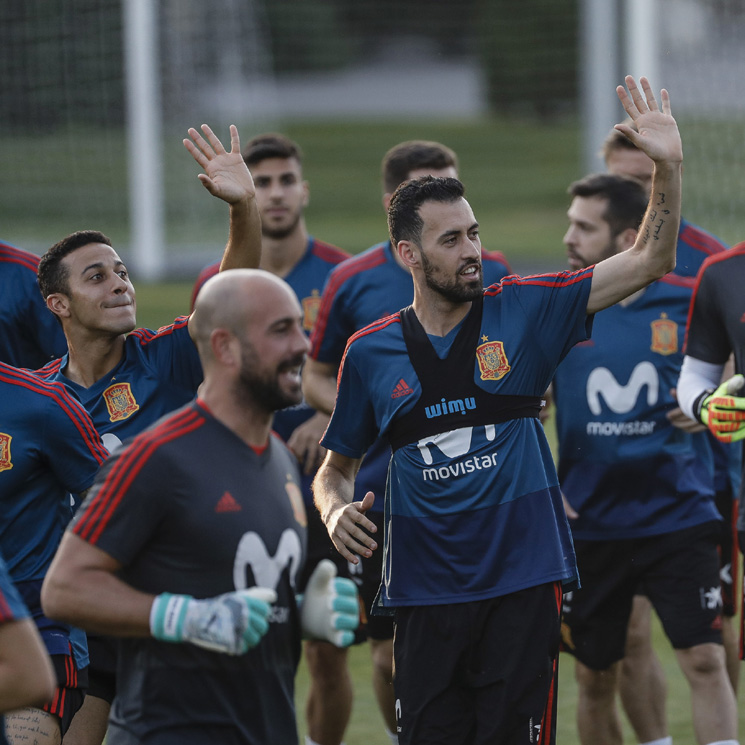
[135,281,743,744]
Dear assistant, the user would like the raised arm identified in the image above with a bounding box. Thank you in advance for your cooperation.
[587,76,683,314]
[184,124,261,272]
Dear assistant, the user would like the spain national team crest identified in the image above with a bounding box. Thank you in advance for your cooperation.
[650,313,678,356]
[302,291,322,332]
[0,433,12,473]
[476,336,511,381]
[286,475,307,527]
[103,382,140,422]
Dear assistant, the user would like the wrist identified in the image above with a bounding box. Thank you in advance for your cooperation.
[693,389,714,424]
[150,593,193,643]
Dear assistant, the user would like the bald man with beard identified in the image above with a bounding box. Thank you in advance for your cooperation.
[42,270,359,745]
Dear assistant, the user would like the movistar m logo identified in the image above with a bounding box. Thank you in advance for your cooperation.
[425,396,477,419]
[586,362,658,415]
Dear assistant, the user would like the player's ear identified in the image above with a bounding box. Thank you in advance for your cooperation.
[46,293,71,320]
[382,193,393,211]
[211,328,239,367]
[397,240,418,269]
[618,227,638,251]
[302,180,310,208]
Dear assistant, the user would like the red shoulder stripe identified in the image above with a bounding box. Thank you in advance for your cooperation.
[679,224,727,256]
[130,316,190,345]
[310,239,351,265]
[75,406,205,544]
[0,243,40,273]
[310,246,388,354]
[0,366,107,463]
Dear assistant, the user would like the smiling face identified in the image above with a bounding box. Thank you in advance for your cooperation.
[251,157,309,240]
[414,197,483,303]
[234,279,310,412]
[48,243,137,337]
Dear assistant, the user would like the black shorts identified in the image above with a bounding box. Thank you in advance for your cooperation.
[86,634,118,704]
[43,654,88,735]
[561,521,723,670]
[297,501,366,645]
[714,486,738,616]
[393,583,562,745]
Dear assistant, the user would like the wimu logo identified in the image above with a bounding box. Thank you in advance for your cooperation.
[424,396,477,419]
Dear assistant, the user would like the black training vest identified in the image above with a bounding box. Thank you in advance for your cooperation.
[386,296,543,452]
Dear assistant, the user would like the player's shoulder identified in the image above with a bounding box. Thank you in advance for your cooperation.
[0,361,84,414]
[480,248,512,275]
[327,242,390,283]
[484,267,592,297]
[309,238,351,266]
[656,272,696,292]
[127,316,191,346]
[698,240,745,278]
[0,241,40,272]
[345,311,402,352]
[678,218,728,256]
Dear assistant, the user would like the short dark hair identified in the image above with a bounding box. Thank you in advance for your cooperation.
[388,176,465,247]
[38,230,113,298]
[599,121,639,161]
[568,173,648,237]
[242,133,303,169]
[382,141,458,194]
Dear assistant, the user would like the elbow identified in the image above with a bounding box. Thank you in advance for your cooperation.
[40,573,78,626]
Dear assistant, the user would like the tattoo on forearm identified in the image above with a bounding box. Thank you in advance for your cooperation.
[644,194,671,240]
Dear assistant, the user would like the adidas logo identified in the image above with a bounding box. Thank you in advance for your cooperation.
[391,378,413,399]
[215,491,242,513]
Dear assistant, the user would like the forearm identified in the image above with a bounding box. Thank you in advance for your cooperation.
[677,355,726,420]
[302,360,339,415]
[587,162,682,313]
[633,160,682,280]
[313,456,357,523]
[219,196,261,271]
[42,535,154,637]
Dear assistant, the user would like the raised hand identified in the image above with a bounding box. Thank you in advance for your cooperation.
[615,76,682,166]
[184,124,256,205]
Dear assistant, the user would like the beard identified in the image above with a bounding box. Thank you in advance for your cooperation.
[235,339,305,413]
[421,250,483,303]
[260,208,303,240]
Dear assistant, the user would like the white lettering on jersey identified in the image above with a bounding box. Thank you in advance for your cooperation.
[586,362,658,415]
[233,528,302,591]
[417,424,496,465]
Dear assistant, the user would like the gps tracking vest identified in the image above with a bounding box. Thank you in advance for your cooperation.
[386,296,542,451]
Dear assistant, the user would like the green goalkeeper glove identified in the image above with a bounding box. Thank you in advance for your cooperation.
[299,559,360,647]
[694,373,745,442]
[150,587,277,655]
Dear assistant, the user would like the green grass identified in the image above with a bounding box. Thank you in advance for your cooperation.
[136,281,744,745]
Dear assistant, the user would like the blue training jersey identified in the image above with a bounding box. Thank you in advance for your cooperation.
[0,363,107,662]
[323,269,593,607]
[554,275,720,540]
[36,317,203,454]
[312,240,512,511]
[674,218,727,278]
[0,241,67,368]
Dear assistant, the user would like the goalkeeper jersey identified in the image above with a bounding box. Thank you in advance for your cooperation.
[72,399,307,745]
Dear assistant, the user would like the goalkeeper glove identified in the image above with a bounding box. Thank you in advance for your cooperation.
[694,373,745,442]
[299,559,360,647]
[150,587,277,655]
